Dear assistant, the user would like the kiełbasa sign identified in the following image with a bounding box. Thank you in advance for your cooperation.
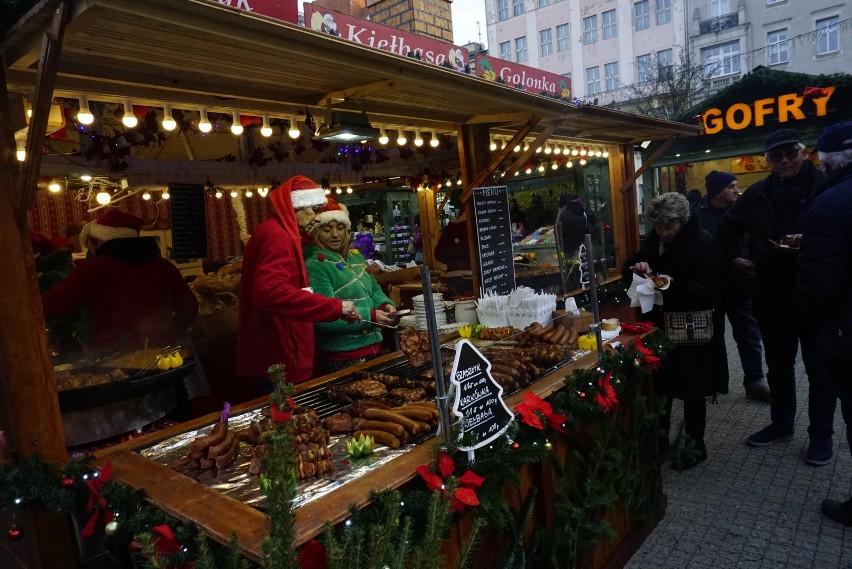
[303,5,469,71]
[204,0,298,24]
[702,87,835,135]
[474,54,572,99]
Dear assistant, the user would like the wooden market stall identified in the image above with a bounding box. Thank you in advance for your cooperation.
[1,0,700,565]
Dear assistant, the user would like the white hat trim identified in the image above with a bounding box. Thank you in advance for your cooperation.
[87,222,139,244]
[291,187,327,210]
[315,208,351,229]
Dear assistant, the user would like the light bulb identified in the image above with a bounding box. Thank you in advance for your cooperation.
[444,179,452,187]
[514,144,521,152]
[571,147,579,156]
[230,190,239,198]
[142,191,151,200]
[413,129,424,147]
[514,171,520,176]
[456,177,463,186]
[335,187,343,194]
[537,164,545,173]
[161,191,170,200]
[536,146,542,154]
[198,107,212,133]
[16,147,25,161]
[566,161,574,168]
[595,150,602,157]
[545,145,553,155]
[230,111,243,135]
[552,162,559,170]
[430,131,439,147]
[523,141,530,151]
[346,186,353,194]
[215,190,223,198]
[77,95,94,125]
[258,187,269,197]
[288,116,300,139]
[96,190,111,204]
[554,145,562,155]
[261,114,273,137]
[525,166,532,174]
[603,150,610,158]
[81,174,93,182]
[579,158,587,166]
[396,130,407,146]
[161,104,177,131]
[489,138,497,151]
[580,147,587,156]
[324,188,331,195]
[121,99,138,128]
[245,189,253,198]
[48,180,62,193]
[378,127,389,145]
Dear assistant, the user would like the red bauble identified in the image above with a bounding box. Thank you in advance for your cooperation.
[61,477,74,488]
[130,540,142,553]
[511,442,520,449]
[8,525,23,541]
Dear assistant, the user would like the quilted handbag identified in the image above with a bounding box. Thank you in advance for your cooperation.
[663,310,714,346]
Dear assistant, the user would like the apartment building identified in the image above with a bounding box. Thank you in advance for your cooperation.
[486,0,849,106]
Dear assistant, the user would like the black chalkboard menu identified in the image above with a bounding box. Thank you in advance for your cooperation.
[169,183,207,261]
[471,186,516,295]
[449,340,515,452]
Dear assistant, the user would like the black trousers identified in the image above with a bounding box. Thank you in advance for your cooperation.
[660,395,706,446]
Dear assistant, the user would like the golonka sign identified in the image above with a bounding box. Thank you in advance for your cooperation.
[206,0,298,24]
[303,5,469,71]
[702,87,835,135]
[474,54,572,99]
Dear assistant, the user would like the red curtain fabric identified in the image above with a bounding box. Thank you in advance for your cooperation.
[27,191,272,264]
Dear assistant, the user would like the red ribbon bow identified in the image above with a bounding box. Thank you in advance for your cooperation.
[620,321,654,334]
[80,461,114,538]
[415,451,484,512]
[271,396,296,422]
[514,391,567,433]
[632,337,662,370]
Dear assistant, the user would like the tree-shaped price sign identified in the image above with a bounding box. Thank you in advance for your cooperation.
[450,340,515,459]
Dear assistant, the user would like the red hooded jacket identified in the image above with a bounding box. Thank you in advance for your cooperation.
[236,177,342,383]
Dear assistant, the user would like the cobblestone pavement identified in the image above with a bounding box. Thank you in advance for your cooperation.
[626,328,852,569]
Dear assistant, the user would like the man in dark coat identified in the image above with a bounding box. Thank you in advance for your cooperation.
[556,193,590,259]
[694,171,768,402]
[716,128,835,465]
[796,121,852,523]
[624,193,725,469]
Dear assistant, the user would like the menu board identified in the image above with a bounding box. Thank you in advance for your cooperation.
[449,340,515,452]
[168,183,207,261]
[471,186,516,295]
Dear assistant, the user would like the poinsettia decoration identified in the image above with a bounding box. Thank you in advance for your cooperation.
[415,451,484,512]
[514,391,566,433]
[595,371,619,413]
[298,538,328,569]
[631,337,662,370]
[620,321,654,334]
[270,396,296,422]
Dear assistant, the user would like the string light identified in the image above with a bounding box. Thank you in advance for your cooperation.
[48,180,62,193]
[429,131,440,148]
[566,160,574,168]
[603,150,610,158]
[230,111,243,135]
[121,99,138,128]
[288,116,300,139]
[77,95,94,125]
[324,188,331,195]
[523,140,530,152]
[215,190,223,198]
[346,186,353,194]
[378,127,389,145]
[142,191,151,200]
[80,175,93,182]
[161,190,170,200]
[579,158,587,166]
[551,161,559,170]
[96,190,111,204]
[335,187,343,194]
[525,165,532,174]
[261,114,273,137]
[544,144,553,155]
[396,130,407,146]
[489,137,497,151]
[16,145,25,162]
[514,143,521,152]
[230,190,239,198]
[554,144,563,155]
[258,187,269,197]
[161,104,177,131]
[198,107,212,133]
[413,129,424,147]
[245,189,253,198]
[571,146,579,156]
[580,147,587,156]
[537,163,545,173]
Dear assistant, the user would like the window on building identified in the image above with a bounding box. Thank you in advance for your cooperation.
[767,29,788,65]
[515,36,528,62]
[636,53,652,83]
[499,41,511,60]
[540,28,553,56]
[656,0,671,25]
[537,0,552,7]
[498,0,509,21]
[586,66,601,95]
[703,40,740,78]
[766,0,783,4]
[634,1,650,31]
[583,15,598,44]
[816,16,840,55]
[604,62,619,91]
[557,23,570,51]
[657,48,673,80]
[602,10,618,39]
[710,0,730,17]
[513,0,525,17]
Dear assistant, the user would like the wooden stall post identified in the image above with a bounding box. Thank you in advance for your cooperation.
[457,123,493,296]
[607,144,640,270]
[417,186,437,267]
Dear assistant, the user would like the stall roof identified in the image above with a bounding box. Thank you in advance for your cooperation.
[2,0,700,147]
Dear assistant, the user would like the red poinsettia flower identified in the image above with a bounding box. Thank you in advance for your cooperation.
[415,465,444,492]
[514,391,565,432]
[152,524,181,555]
[595,371,619,413]
[458,469,484,488]
[621,321,654,334]
[451,487,480,512]
[416,456,483,513]
[298,539,328,569]
[437,452,455,478]
[632,338,662,370]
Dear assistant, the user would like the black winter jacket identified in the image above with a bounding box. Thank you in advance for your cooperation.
[623,215,728,399]
[693,197,755,299]
[796,164,852,359]
[556,202,589,256]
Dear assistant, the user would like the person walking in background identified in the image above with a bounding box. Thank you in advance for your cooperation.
[716,128,836,466]
[409,214,424,264]
[305,197,397,374]
[796,121,852,523]
[694,171,768,403]
[623,193,726,470]
[524,193,552,233]
[556,193,590,259]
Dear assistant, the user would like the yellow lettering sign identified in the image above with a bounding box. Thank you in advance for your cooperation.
[702,88,836,135]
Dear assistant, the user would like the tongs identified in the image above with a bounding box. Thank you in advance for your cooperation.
[134,345,181,376]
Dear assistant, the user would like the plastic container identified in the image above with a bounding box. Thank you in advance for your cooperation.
[454,300,478,324]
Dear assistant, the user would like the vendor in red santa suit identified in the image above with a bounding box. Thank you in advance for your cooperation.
[41,209,199,351]
[237,175,360,387]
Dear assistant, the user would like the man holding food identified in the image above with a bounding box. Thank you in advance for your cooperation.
[237,176,360,390]
[716,129,835,465]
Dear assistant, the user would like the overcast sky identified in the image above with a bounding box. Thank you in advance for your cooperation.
[452,0,488,48]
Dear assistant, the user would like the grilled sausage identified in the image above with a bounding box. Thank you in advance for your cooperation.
[354,430,401,449]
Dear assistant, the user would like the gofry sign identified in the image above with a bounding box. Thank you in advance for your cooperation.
[702,87,835,135]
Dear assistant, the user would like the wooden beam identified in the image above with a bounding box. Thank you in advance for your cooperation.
[464,111,535,125]
[617,136,677,195]
[500,121,562,184]
[319,79,406,105]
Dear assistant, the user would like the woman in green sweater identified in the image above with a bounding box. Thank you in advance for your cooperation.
[304,197,398,374]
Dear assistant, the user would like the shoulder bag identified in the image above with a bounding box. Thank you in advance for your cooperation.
[663,310,714,346]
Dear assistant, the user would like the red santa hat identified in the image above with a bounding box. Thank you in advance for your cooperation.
[315,196,351,229]
[80,209,143,245]
[287,175,328,210]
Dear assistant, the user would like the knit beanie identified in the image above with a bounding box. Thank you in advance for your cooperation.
[704,171,737,199]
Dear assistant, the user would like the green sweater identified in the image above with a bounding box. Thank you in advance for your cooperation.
[303,243,394,355]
